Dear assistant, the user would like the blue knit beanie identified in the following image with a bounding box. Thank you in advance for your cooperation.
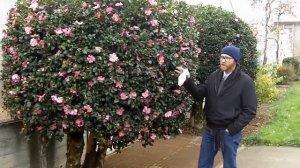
[221,45,241,62]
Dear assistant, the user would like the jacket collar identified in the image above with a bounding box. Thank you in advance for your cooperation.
[214,65,241,95]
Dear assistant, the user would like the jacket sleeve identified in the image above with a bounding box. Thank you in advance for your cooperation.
[183,78,206,101]
[227,78,257,135]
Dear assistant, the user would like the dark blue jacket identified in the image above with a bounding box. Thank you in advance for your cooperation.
[183,66,257,135]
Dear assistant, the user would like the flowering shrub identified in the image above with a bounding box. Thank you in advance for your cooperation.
[1,0,200,152]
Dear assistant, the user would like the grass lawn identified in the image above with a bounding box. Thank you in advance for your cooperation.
[245,82,300,147]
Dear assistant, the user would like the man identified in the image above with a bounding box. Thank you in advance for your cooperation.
[176,45,257,168]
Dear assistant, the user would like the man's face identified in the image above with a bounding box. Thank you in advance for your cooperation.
[219,54,236,73]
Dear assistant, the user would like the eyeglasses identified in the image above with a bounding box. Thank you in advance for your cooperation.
[220,56,233,62]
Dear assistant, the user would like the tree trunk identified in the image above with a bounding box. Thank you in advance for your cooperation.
[190,100,204,129]
[82,132,97,168]
[94,142,108,168]
[65,131,84,168]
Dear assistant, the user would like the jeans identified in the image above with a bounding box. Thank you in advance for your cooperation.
[198,127,242,168]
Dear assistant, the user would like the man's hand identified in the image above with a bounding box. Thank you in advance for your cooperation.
[176,66,190,86]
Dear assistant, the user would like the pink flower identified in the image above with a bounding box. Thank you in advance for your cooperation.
[55,28,63,34]
[62,28,72,36]
[63,105,70,115]
[58,71,67,77]
[168,34,173,44]
[150,19,159,27]
[24,27,33,34]
[143,106,151,114]
[112,14,121,22]
[55,50,62,56]
[106,7,113,14]
[84,104,92,113]
[70,87,77,94]
[115,2,123,6]
[11,74,21,83]
[30,38,39,47]
[37,126,43,132]
[96,11,102,19]
[144,115,150,121]
[150,134,156,140]
[62,122,69,129]
[142,90,150,98]
[196,48,202,54]
[95,47,102,53]
[88,80,95,87]
[153,112,159,118]
[116,107,125,116]
[164,111,172,118]
[81,2,88,8]
[30,2,39,11]
[148,0,157,6]
[65,76,71,82]
[132,35,140,41]
[93,3,100,9]
[109,53,118,62]
[129,91,137,99]
[69,109,78,116]
[189,16,196,26]
[74,71,80,77]
[158,86,164,93]
[119,131,125,137]
[181,46,190,51]
[120,92,128,100]
[97,76,105,82]
[51,95,63,103]
[87,54,96,63]
[173,89,182,94]
[157,55,165,65]
[115,80,123,88]
[75,119,84,127]
[37,94,45,102]
[38,13,48,22]
[144,9,152,16]
[116,66,123,74]
[74,20,83,25]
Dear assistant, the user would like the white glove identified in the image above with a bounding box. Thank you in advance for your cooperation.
[177,67,191,86]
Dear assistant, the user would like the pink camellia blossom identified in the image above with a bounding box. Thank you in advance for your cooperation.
[37,94,45,102]
[150,19,159,27]
[37,126,43,132]
[142,90,150,98]
[148,0,157,6]
[168,34,173,44]
[150,134,157,140]
[81,2,88,8]
[120,92,128,100]
[164,111,172,118]
[65,76,71,82]
[196,48,202,54]
[173,89,182,95]
[103,115,110,122]
[62,28,72,36]
[143,106,151,114]
[51,95,64,103]
[157,54,165,65]
[9,90,17,96]
[70,87,77,94]
[153,112,159,118]
[11,74,21,83]
[93,3,100,9]
[38,13,48,22]
[24,26,33,34]
[116,66,123,74]
[63,105,70,115]
[96,11,102,19]
[75,119,84,127]
[62,122,69,129]
[88,80,95,87]
[58,71,67,77]
[69,109,78,116]
[55,50,62,56]
[30,2,39,11]
[87,54,96,63]
[112,14,121,22]
[115,2,123,6]
[129,91,137,99]
[132,35,140,41]
[106,7,113,14]
[181,46,190,51]
[189,16,196,26]
[158,86,164,93]
[74,71,80,77]
[95,47,103,53]
[26,14,33,23]
[144,115,150,121]
[84,104,93,113]
[116,107,125,116]
[144,9,152,16]
[109,53,118,62]
[115,80,123,88]
[54,28,63,34]
[30,38,39,47]
[74,20,83,25]
[97,76,105,82]
[119,131,125,137]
